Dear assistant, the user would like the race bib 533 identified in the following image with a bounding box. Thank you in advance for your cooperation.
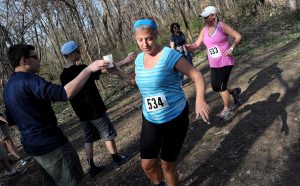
[208,46,222,58]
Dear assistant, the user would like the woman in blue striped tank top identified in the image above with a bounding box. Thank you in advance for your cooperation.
[109,18,210,186]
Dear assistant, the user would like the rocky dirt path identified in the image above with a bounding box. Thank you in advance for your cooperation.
[5,24,300,186]
[78,35,300,186]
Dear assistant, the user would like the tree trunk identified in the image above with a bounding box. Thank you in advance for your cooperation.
[296,0,300,10]
[62,0,93,63]
[172,0,192,42]
[43,7,65,68]
[82,1,103,58]
[288,0,297,10]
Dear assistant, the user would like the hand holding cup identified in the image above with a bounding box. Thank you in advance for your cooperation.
[103,54,114,68]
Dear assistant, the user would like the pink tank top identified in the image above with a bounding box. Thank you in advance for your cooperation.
[203,21,234,68]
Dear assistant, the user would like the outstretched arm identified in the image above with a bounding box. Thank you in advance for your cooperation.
[101,53,136,73]
[107,64,136,86]
[185,28,205,51]
[116,53,136,66]
[64,60,110,99]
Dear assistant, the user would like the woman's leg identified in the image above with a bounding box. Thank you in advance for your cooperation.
[160,103,189,186]
[161,160,178,186]
[219,90,230,109]
[141,158,163,185]
[211,66,233,109]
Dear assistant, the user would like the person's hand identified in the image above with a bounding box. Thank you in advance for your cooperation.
[124,52,136,64]
[184,44,191,51]
[224,47,234,56]
[195,99,210,124]
[88,60,110,72]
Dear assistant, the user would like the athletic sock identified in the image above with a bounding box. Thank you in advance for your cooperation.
[87,158,97,169]
[111,154,120,162]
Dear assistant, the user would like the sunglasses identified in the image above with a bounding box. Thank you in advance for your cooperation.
[173,26,179,28]
[203,14,212,19]
[28,55,39,60]
[73,49,81,54]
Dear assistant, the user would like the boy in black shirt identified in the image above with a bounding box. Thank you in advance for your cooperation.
[4,44,110,185]
[60,41,135,177]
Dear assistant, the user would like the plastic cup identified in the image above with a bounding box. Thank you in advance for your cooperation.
[103,54,113,68]
[128,52,134,56]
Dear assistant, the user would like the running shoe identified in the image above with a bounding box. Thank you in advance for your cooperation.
[218,108,234,121]
[230,87,242,105]
[114,155,129,166]
[17,158,28,166]
[7,168,27,177]
[154,181,167,186]
[88,166,104,177]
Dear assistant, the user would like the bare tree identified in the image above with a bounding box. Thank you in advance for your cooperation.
[61,0,93,63]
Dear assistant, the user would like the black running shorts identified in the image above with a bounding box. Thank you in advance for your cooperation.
[140,102,189,162]
[210,65,233,92]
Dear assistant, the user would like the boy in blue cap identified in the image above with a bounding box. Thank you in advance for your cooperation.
[60,41,135,177]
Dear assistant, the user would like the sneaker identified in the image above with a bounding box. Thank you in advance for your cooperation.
[230,87,241,105]
[217,108,234,121]
[7,168,27,177]
[154,181,167,186]
[114,155,129,166]
[87,166,104,177]
[17,158,28,166]
[8,159,14,165]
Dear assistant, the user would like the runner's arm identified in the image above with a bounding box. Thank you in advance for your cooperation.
[221,22,241,55]
[185,28,205,51]
[107,64,136,86]
[116,53,136,66]
[175,58,210,123]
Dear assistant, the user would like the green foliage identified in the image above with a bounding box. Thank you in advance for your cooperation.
[112,43,139,61]
[52,102,70,115]
[235,11,300,57]
[188,17,204,36]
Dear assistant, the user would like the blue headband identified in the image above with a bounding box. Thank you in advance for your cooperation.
[133,19,158,30]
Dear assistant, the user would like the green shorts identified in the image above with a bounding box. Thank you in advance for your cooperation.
[33,142,84,186]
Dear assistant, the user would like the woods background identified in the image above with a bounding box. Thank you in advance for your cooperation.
[0,0,299,106]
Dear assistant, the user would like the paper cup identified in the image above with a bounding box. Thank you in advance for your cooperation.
[103,54,113,68]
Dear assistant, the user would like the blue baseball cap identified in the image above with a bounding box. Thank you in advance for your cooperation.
[61,41,80,55]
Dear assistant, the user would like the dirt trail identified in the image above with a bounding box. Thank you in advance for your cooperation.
[77,36,300,186]
[4,29,300,186]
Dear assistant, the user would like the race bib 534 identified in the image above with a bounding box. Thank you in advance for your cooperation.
[144,94,169,112]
